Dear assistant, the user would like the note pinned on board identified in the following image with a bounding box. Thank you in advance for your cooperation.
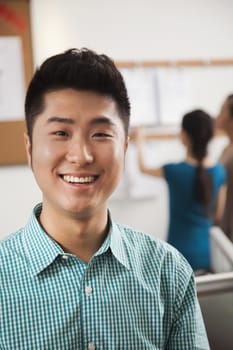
[0,36,25,121]
[120,66,193,127]
[157,68,192,125]
[120,67,159,127]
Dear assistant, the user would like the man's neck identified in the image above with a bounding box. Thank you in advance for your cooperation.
[39,205,109,263]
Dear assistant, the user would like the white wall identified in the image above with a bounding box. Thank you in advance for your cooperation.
[30,0,233,64]
[1,0,233,238]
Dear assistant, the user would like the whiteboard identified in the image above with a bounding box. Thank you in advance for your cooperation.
[120,65,233,127]
[115,63,233,200]
[120,67,159,126]
[157,68,192,124]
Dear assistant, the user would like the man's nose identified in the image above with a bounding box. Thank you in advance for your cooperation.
[66,139,94,165]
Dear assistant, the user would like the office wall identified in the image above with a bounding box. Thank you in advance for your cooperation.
[1,0,233,238]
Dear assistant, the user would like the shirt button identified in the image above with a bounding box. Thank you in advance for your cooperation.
[62,255,69,260]
[85,285,93,296]
[88,342,95,350]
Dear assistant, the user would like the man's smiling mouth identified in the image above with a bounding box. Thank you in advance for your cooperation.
[62,175,98,184]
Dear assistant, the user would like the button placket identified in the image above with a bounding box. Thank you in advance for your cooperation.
[88,342,95,350]
[83,263,94,297]
[85,285,93,296]
[61,255,69,260]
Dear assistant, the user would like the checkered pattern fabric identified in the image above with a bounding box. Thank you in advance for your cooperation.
[0,203,209,349]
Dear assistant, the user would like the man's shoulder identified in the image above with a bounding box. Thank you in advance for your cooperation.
[116,222,161,248]
[116,222,175,251]
[0,229,24,261]
[114,223,194,297]
[116,222,191,272]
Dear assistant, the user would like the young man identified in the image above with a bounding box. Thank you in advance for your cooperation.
[1,48,209,349]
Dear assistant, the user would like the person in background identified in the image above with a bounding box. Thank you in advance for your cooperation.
[216,94,233,242]
[135,110,226,273]
[0,49,210,349]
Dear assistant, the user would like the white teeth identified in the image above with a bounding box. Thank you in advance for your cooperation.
[63,175,95,184]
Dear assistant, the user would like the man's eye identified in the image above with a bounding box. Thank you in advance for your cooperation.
[93,132,112,138]
[53,130,68,137]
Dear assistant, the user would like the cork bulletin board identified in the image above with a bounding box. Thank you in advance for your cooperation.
[0,0,33,165]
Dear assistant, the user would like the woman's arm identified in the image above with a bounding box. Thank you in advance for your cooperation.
[214,184,227,224]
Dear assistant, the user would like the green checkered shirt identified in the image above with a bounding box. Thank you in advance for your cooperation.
[1,203,209,349]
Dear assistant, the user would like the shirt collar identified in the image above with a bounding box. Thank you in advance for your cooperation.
[92,211,130,270]
[23,203,64,276]
[108,216,131,271]
[23,204,130,276]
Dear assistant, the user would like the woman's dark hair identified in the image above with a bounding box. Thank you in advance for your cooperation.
[226,94,233,118]
[25,48,130,142]
[182,109,214,215]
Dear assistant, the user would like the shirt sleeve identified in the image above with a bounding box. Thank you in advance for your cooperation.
[163,163,174,184]
[165,271,210,350]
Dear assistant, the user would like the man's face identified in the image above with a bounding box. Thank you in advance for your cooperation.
[25,88,128,219]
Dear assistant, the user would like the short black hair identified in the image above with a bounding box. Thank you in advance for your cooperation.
[25,48,130,141]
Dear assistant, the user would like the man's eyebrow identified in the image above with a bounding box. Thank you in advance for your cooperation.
[46,116,117,127]
[46,116,75,124]
[89,116,117,127]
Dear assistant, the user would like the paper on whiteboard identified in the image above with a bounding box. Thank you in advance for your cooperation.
[0,36,25,121]
[126,143,164,199]
[157,68,192,125]
[120,67,158,127]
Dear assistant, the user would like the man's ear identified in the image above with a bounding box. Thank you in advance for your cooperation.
[24,132,32,168]
[124,136,129,153]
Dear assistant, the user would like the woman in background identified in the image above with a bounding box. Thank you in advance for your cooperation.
[135,110,226,273]
[216,94,233,242]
